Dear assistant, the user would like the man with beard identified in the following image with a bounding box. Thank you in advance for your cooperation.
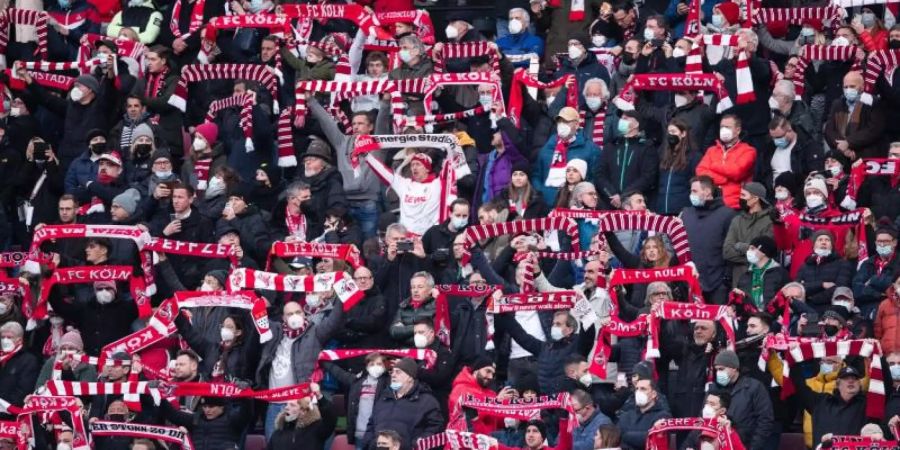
[447,355,518,435]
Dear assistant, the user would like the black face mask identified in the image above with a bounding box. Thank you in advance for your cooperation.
[622,53,636,65]
[133,143,152,159]
[739,198,750,212]
[90,143,106,155]
[823,324,840,336]
[891,40,900,49]
[667,134,680,147]
[106,414,127,422]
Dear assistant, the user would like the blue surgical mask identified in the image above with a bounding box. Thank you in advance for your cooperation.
[801,27,815,37]
[389,381,403,391]
[249,0,264,12]
[154,170,172,179]
[715,370,730,386]
[891,365,900,381]
[844,88,859,103]
[773,137,789,149]
[820,363,834,375]
[58,0,70,8]
[689,194,704,207]
[617,118,631,135]
[479,94,492,109]
[862,12,876,28]
[877,244,894,257]
[711,14,724,28]
[399,49,413,64]
[585,97,602,111]
[450,217,468,230]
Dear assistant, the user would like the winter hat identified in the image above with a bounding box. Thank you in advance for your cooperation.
[303,137,333,165]
[633,361,654,380]
[410,153,433,172]
[151,149,172,164]
[86,128,107,143]
[713,350,740,369]
[112,188,141,216]
[567,31,592,50]
[566,159,588,181]
[525,420,547,440]
[94,280,118,293]
[876,217,899,239]
[59,330,83,351]
[804,177,828,197]
[470,354,494,372]
[749,236,778,259]
[774,171,800,195]
[832,286,854,302]
[823,306,848,325]
[742,182,768,205]
[765,20,789,39]
[715,2,741,25]
[75,74,100,94]
[394,357,418,378]
[811,229,834,244]
[516,373,540,396]
[214,221,240,240]
[511,160,531,176]
[109,351,132,364]
[825,150,850,171]
[132,123,155,143]
[195,122,219,147]
[206,270,228,288]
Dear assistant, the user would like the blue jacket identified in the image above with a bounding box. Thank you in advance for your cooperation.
[572,410,612,450]
[653,152,701,215]
[64,152,98,195]
[555,55,611,96]
[496,31,545,68]
[532,129,601,204]
[616,400,672,450]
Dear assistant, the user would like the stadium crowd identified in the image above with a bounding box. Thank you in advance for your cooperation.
[4,0,900,449]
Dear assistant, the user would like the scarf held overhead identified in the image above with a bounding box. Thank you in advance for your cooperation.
[228,268,363,309]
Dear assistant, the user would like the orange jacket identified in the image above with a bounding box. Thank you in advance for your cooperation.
[875,290,900,354]
[696,140,757,209]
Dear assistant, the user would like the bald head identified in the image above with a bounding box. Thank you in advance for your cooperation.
[844,71,863,90]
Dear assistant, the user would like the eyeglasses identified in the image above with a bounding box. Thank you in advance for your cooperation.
[354,276,373,281]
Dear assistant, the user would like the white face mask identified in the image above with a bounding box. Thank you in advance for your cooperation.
[287,314,304,330]
[199,283,215,292]
[504,418,519,429]
[9,107,20,117]
[69,87,84,102]
[768,96,780,110]
[192,137,207,151]
[557,123,572,138]
[220,327,235,342]
[508,18,523,34]
[154,170,172,179]
[700,442,716,450]
[701,404,717,419]
[445,25,459,40]
[451,217,468,230]
[585,97,602,111]
[719,126,734,142]
[775,190,789,201]
[829,165,842,176]
[96,290,115,304]
[634,390,649,407]
[592,35,607,47]
[0,303,9,315]
[672,47,686,58]
[50,316,64,326]
[673,94,689,107]
[206,176,226,198]
[643,27,656,41]
[805,194,824,209]
[367,364,385,378]
[550,326,564,341]
[399,49,414,63]
[479,94,493,109]
[414,333,428,349]
[832,36,850,46]
[305,294,320,308]
[0,338,15,352]
[568,45,583,60]
[579,373,593,386]
[57,444,72,450]
[833,300,852,310]
[746,249,760,265]
[814,248,831,257]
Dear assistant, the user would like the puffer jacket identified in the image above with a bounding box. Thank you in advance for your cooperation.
[448,368,501,435]
[875,289,900,354]
[695,140,757,209]
[722,208,775,286]
[389,297,437,346]
[796,253,854,313]
[267,397,337,450]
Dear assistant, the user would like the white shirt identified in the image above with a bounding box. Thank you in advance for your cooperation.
[510,311,546,359]
[770,139,796,184]
[268,335,298,389]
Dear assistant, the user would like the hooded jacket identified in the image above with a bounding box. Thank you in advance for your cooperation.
[447,367,502,435]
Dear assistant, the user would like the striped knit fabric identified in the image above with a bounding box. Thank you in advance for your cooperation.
[793,45,862,102]
[864,49,900,104]
[432,42,500,74]
[0,9,49,65]
[205,94,254,150]
[168,64,279,114]
[460,217,581,267]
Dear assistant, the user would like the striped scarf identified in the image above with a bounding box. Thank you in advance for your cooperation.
[432,42,499,74]
[227,268,364,308]
[0,9,49,66]
[266,241,362,271]
[206,94,254,151]
[506,70,577,128]
[459,217,581,267]
[580,107,606,148]
[169,0,206,40]
[646,301,735,359]
[416,431,498,450]
[192,158,211,191]
[168,64,279,115]
[794,45,862,101]
[864,49,900,104]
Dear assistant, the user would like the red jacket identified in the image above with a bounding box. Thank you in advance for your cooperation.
[696,140,757,209]
[356,0,413,13]
[497,419,573,450]
[774,206,852,278]
[448,367,502,435]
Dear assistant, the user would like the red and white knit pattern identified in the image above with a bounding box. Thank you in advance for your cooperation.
[43,381,162,405]
[735,50,756,104]
[794,45,862,101]
[294,79,403,132]
[0,9,49,66]
[90,421,194,450]
[864,49,900,104]
[751,5,843,27]
[782,339,885,418]
[275,106,296,167]
[579,107,606,148]
[460,217,580,267]
[375,9,436,45]
[14,57,104,76]
[169,64,279,114]
[506,70,576,128]
[613,73,734,114]
[227,268,363,308]
[422,73,505,129]
[701,34,740,47]
[412,105,486,133]
[432,42,499,74]
[280,3,391,41]
[206,94,254,150]
[416,431,498,450]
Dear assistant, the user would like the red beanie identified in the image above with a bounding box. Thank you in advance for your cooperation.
[195,122,219,147]
[716,2,740,26]
[410,153,433,172]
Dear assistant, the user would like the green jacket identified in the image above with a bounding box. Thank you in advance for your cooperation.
[723,207,775,287]
[35,357,98,390]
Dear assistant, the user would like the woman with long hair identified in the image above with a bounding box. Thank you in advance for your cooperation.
[606,234,679,320]
[655,119,700,215]
[553,159,588,209]
[174,312,260,383]
[494,163,548,219]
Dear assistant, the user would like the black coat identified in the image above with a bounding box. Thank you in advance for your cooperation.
[161,398,252,450]
[215,206,273,264]
[334,288,388,349]
[325,365,389,444]
[295,167,347,239]
[735,262,790,310]
[796,253,854,313]
[659,332,716,419]
[362,381,445,450]
[449,297,491,369]
[858,176,900,223]
[148,205,215,290]
[791,361,870,444]
[595,136,659,201]
[0,350,39,419]
[48,295,139,355]
[174,313,261,383]
[267,397,337,450]
[721,375,775,450]
[616,400,673,450]
[681,197,736,292]
[417,340,457,406]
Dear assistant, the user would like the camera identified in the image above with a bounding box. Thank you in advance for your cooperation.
[397,239,414,253]
[799,312,822,337]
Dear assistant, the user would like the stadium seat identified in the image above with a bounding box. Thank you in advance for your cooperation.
[246,434,266,450]
[778,433,804,450]
[332,434,355,450]
[333,393,347,417]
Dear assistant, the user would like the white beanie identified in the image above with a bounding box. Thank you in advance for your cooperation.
[566,158,588,181]
[804,177,828,197]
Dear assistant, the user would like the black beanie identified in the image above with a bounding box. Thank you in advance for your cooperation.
[525,420,547,439]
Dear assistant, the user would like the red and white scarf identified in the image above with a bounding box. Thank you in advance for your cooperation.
[193,158,211,191]
[827,436,900,449]
[8,57,105,90]
[200,13,289,61]
[145,237,237,267]
[507,70,577,128]
[169,64,279,114]
[735,50,755,104]
[280,3,391,41]
[50,353,130,381]
[293,79,404,133]
[171,291,272,342]
[647,418,745,450]
[613,73,733,114]
[169,0,207,40]
[266,241,363,271]
[4,69,73,91]
[547,0,585,21]
[751,6,842,31]
[794,45,862,101]
[160,381,312,403]
[16,396,89,450]
[607,264,704,316]
[781,339,885,418]
[432,42,499,74]
[228,268,363,309]
[375,9,435,44]
[205,94,254,151]
[0,9,49,66]
[864,50,900,104]
[411,106,486,134]
[790,209,869,263]
[450,393,575,433]
[90,421,194,450]
[421,72,505,130]
[0,250,54,268]
[487,291,576,313]
[312,348,436,382]
[283,207,307,242]
[579,107,607,148]
[36,266,150,324]
[0,342,22,366]
[460,217,580,268]
[646,301,735,358]
[416,431,498,450]
[756,332,851,376]
[845,158,900,207]
[435,285,501,349]
[597,210,692,262]
[683,0,702,38]
[0,421,14,440]
[591,314,650,378]
[0,276,34,320]
[77,32,146,66]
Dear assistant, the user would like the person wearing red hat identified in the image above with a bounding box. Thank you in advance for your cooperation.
[364,150,448,236]
[183,122,227,194]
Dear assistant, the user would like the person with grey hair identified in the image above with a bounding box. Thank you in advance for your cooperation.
[496,7,544,68]
[644,282,673,307]
[390,34,433,84]
[768,80,819,143]
[0,320,39,419]
[390,271,438,346]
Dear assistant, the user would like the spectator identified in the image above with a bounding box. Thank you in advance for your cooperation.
[712,350,774,450]
[0,322,39,418]
[497,8,544,68]
[696,114,757,210]
[797,231,854,314]
[570,389,612,450]
[324,353,390,446]
[824,71,886,160]
[131,46,183,157]
[682,176,736,303]
[875,274,900,354]
[735,236,790,309]
[854,223,900,317]
[362,358,444,449]
[616,378,672,450]
[595,111,658,208]
[723,183,775,286]
[268,385,337,450]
